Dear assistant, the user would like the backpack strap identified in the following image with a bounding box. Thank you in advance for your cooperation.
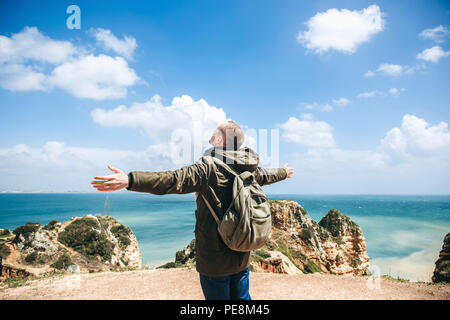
[199,155,252,225]
[201,194,220,224]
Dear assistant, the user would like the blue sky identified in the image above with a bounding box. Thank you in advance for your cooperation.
[0,0,449,193]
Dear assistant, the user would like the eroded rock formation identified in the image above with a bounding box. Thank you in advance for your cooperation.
[262,200,369,275]
[0,215,141,280]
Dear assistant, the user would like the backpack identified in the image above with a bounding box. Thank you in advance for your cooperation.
[200,156,272,252]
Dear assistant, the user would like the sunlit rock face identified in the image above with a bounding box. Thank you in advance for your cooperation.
[166,199,370,276]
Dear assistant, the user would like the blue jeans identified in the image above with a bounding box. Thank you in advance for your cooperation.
[199,268,252,300]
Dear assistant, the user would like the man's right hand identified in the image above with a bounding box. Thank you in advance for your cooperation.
[91,165,129,191]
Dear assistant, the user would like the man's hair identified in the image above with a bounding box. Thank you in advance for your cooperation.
[218,121,245,150]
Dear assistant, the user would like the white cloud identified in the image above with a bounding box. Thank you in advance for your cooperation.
[304,102,319,110]
[358,88,406,98]
[358,90,381,98]
[301,98,349,113]
[3,114,450,194]
[0,63,47,91]
[419,25,449,43]
[91,94,229,160]
[379,62,402,74]
[91,28,137,60]
[332,97,350,106]
[377,63,414,76]
[0,141,170,192]
[0,26,140,99]
[388,88,399,95]
[416,46,450,63]
[388,87,406,96]
[0,26,76,65]
[321,104,333,112]
[365,63,415,77]
[379,114,450,161]
[49,54,139,100]
[304,101,330,112]
[297,5,384,54]
[300,112,313,120]
[276,114,450,194]
[279,116,335,148]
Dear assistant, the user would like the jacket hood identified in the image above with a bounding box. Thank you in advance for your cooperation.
[203,146,259,172]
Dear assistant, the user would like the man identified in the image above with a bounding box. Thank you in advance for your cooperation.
[91,121,293,300]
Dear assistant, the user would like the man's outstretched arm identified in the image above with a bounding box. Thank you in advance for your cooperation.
[91,161,212,195]
[254,163,293,186]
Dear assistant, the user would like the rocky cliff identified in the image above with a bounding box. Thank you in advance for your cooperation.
[432,233,449,283]
[160,199,370,275]
[0,215,141,280]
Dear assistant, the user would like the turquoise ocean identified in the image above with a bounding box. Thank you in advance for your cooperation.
[1,193,449,282]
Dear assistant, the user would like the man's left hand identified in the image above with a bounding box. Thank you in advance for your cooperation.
[282,163,293,179]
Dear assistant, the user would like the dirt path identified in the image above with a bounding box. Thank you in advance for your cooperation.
[1,268,448,300]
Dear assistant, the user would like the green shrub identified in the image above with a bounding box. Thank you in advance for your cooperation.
[319,208,358,238]
[24,252,38,264]
[250,249,271,263]
[0,244,11,258]
[12,222,41,242]
[4,277,28,288]
[275,243,304,269]
[157,262,176,269]
[380,275,409,283]
[290,249,307,262]
[110,224,131,247]
[58,217,113,262]
[305,260,321,273]
[254,250,271,260]
[0,229,11,236]
[294,207,308,222]
[50,253,73,270]
[43,220,59,230]
[300,228,314,241]
[317,226,330,239]
[175,250,187,264]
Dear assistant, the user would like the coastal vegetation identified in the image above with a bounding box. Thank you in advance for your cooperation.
[110,224,131,247]
[57,217,114,262]
[50,253,73,270]
[12,223,41,245]
[1,214,141,285]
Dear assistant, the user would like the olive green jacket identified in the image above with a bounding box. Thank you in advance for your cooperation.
[126,146,287,277]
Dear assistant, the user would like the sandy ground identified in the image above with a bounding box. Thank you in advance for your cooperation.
[1,268,448,300]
